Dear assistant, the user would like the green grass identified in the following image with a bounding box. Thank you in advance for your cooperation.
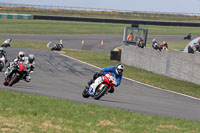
[0,88,200,133]
[0,19,125,34]
[10,40,49,50]
[1,19,200,35]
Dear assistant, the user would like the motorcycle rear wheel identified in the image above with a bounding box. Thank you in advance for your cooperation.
[82,87,90,98]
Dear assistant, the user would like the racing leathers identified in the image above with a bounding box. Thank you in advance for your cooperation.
[23,56,35,82]
[51,43,63,51]
[101,67,122,86]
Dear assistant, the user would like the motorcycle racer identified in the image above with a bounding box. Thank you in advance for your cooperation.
[14,51,25,63]
[5,52,35,83]
[88,64,124,93]
[5,51,25,76]
[23,54,36,82]
[51,40,64,51]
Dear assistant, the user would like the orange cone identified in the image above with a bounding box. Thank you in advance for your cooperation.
[81,40,84,46]
[100,40,104,46]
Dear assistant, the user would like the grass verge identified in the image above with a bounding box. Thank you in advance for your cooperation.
[1,19,200,35]
[0,89,200,133]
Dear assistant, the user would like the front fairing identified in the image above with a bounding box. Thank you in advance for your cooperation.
[104,73,117,87]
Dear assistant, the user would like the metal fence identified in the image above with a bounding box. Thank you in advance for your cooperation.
[0,2,200,16]
[0,3,126,12]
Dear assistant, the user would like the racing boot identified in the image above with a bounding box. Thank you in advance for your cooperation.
[25,75,31,82]
[88,79,94,86]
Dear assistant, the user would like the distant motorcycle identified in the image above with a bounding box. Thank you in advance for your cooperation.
[1,38,12,47]
[47,41,63,51]
[51,44,63,51]
[0,54,6,71]
[4,61,28,86]
[82,72,117,100]
[184,33,192,40]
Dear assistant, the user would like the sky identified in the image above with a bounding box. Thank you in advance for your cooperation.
[1,0,200,14]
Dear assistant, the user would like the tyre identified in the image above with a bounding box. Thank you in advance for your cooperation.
[94,85,108,100]
[3,79,9,86]
[82,87,90,98]
[0,63,4,71]
[51,47,56,51]
[9,74,20,87]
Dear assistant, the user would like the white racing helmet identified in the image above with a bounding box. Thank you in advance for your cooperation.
[28,54,35,63]
[115,64,124,75]
[18,51,25,59]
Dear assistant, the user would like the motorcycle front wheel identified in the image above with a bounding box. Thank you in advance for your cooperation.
[94,85,108,100]
[3,78,9,86]
[9,74,20,87]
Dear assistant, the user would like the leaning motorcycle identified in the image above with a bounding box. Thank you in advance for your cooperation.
[1,38,12,47]
[0,54,6,71]
[82,72,117,100]
[4,61,28,86]
[51,44,63,51]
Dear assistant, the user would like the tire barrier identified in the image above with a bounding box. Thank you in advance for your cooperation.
[0,13,33,20]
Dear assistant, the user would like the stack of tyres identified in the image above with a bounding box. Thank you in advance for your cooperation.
[110,49,121,61]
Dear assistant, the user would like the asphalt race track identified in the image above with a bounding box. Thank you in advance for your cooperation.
[0,47,200,121]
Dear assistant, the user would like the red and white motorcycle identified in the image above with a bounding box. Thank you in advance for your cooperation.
[82,72,117,100]
[4,61,28,87]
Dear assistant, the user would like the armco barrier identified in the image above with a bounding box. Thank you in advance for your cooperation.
[33,15,200,27]
[121,45,200,85]
[0,13,33,20]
